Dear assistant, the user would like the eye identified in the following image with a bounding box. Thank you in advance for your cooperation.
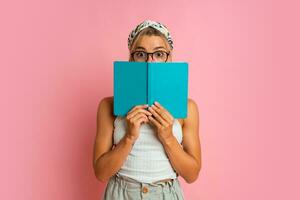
[154,51,166,57]
[135,51,146,58]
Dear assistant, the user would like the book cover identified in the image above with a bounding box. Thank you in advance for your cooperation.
[113,61,189,118]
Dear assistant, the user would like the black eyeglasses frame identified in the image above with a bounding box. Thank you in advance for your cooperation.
[130,50,170,62]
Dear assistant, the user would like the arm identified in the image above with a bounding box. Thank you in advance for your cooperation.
[93,97,134,182]
[161,99,202,183]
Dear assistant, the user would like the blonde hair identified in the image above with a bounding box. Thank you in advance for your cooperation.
[128,27,172,61]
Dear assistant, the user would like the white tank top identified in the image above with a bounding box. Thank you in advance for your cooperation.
[113,116,183,183]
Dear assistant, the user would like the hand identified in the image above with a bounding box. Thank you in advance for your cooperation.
[147,101,175,143]
[125,104,152,143]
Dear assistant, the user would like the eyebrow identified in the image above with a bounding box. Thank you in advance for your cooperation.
[134,46,167,51]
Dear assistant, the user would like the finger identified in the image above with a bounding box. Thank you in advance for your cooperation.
[148,115,162,128]
[136,115,148,124]
[148,106,168,127]
[127,108,152,119]
[153,102,174,122]
[130,114,148,126]
[127,104,148,116]
[127,104,149,116]
[127,104,150,118]
[130,112,147,122]
[150,104,172,124]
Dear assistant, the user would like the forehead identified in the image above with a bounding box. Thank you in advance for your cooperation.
[132,35,169,51]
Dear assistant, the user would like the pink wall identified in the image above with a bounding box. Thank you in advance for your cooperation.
[1,0,299,199]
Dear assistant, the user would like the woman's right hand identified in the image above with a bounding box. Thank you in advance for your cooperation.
[125,104,152,142]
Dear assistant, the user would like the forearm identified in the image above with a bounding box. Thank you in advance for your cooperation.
[94,135,134,182]
[161,135,200,183]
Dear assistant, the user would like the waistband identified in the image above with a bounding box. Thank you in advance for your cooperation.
[109,173,181,196]
[114,173,177,187]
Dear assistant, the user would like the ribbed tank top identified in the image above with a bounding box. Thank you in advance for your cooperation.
[113,116,183,183]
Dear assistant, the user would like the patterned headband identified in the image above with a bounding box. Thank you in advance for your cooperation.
[127,20,174,50]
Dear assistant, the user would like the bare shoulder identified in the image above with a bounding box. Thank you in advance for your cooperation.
[98,96,113,111]
[187,98,199,114]
[99,96,113,105]
[184,98,199,126]
[97,96,115,127]
[177,98,199,127]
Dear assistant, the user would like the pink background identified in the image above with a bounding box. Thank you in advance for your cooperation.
[1,0,299,199]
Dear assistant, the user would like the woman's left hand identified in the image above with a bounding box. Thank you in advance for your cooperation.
[147,101,175,143]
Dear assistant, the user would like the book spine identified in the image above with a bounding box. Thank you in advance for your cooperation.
[147,62,150,105]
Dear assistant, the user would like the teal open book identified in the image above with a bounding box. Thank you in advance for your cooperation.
[113,61,189,118]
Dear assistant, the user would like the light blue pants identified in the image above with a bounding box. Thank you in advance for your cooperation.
[102,173,185,200]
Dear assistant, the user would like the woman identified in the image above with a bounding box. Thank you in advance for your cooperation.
[93,20,202,200]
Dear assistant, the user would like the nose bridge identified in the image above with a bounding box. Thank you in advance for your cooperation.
[146,53,155,62]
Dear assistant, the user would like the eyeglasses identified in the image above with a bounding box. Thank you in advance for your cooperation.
[130,50,170,62]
